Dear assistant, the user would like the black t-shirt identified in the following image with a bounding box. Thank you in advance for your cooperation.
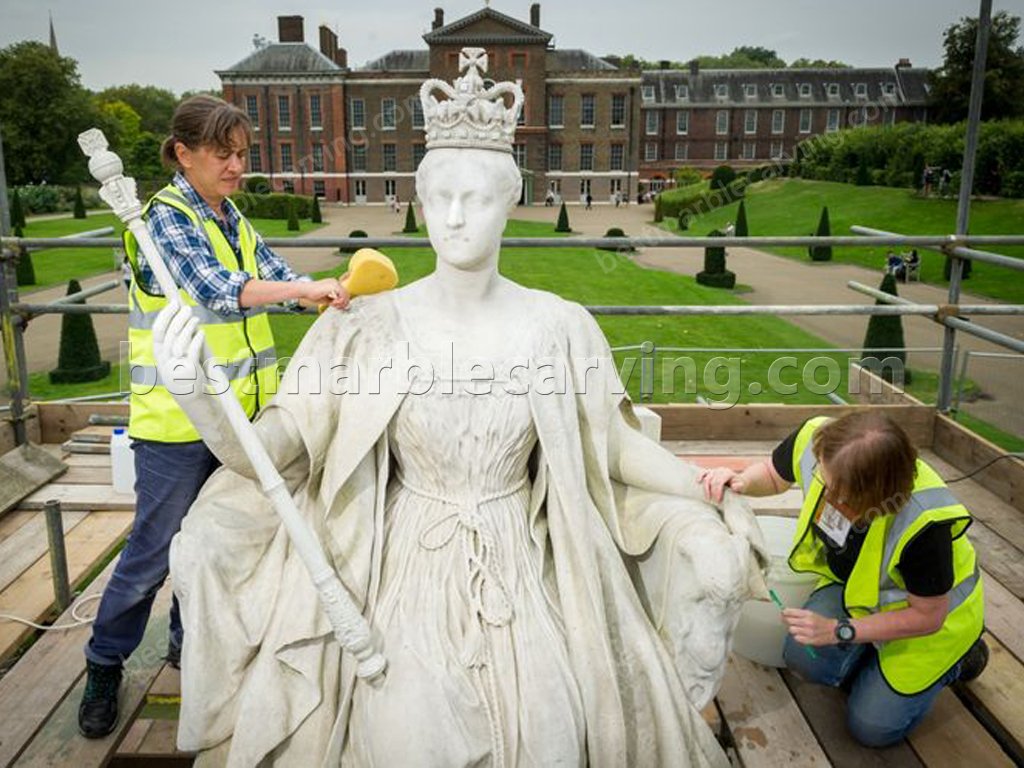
[772,423,955,597]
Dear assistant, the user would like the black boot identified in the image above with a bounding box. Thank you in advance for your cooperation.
[958,637,990,683]
[78,660,123,738]
[165,637,182,670]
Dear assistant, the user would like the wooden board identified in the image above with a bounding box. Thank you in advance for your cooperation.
[17,484,135,512]
[0,444,68,517]
[13,601,171,767]
[0,556,121,766]
[956,633,1024,761]
[932,414,1024,513]
[715,655,831,767]
[982,569,1024,664]
[61,441,111,455]
[906,688,1013,767]
[37,402,128,446]
[649,404,935,445]
[146,666,181,706]
[0,510,34,544]
[0,510,88,592]
[63,453,113,468]
[0,511,132,662]
[59,465,116,485]
[663,440,778,456]
[68,426,115,445]
[961,521,1024,602]
[780,669,924,768]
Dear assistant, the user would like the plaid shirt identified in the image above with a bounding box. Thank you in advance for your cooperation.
[136,172,308,315]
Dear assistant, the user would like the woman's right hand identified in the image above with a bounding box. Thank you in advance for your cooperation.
[697,466,745,504]
[301,278,350,310]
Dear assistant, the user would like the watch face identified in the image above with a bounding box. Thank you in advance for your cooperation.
[837,622,855,642]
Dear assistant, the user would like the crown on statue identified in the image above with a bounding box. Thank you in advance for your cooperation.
[419,47,524,154]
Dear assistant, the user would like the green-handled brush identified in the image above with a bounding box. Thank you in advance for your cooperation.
[769,588,819,660]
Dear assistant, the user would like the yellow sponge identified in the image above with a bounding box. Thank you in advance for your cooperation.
[341,248,398,297]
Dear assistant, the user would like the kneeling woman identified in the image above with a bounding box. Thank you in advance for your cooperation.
[700,411,987,747]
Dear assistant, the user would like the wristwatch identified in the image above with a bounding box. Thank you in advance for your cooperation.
[835,617,856,647]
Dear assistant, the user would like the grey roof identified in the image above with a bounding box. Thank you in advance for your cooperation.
[361,49,430,72]
[221,43,341,74]
[546,50,617,72]
[640,67,930,106]
[423,7,552,44]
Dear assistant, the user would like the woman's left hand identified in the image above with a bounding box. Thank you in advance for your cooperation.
[782,608,839,646]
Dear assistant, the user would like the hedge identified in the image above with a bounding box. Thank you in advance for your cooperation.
[232,192,314,220]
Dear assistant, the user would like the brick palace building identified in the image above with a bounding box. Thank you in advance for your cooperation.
[217,5,930,205]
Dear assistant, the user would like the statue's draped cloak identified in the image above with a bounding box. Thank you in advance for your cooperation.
[171,289,733,767]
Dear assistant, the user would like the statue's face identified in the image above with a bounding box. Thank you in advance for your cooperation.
[418,148,517,271]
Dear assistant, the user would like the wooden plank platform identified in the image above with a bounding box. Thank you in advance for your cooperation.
[1,430,1022,768]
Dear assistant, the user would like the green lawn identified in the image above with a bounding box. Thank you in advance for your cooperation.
[16,215,324,294]
[658,179,1024,303]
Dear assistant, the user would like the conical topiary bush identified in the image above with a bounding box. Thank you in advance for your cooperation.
[73,187,87,219]
[735,200,749,237]
[403,202,418,233]
[310,195,322,224]
[555,201,571,233]
[49,279,111,384]
[287,199,300,232]
[10,189,26,230]
[13,227,36,286]
[861,272,912,384]
[809,206,832,261]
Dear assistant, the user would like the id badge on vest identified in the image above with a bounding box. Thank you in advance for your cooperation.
[812,490,852,547]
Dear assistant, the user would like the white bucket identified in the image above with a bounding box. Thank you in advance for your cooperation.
[732,515,818,667]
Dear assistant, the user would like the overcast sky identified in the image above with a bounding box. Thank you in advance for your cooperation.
[1,0,1021,95]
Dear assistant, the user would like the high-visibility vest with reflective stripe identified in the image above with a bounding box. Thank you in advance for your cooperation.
[123,185,278,443]
[787,417,984,695]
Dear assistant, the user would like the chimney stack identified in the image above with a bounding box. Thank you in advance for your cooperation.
[433,8,444,30]
[659,59,670,70]
[530,3,540,27]
[896,58,912,69]
[689,59,699,77]
[336,47,348,68]
[319,25,337,60]
[278,15,304,43]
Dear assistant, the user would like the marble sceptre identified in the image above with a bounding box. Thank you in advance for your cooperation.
[77,129,387,682]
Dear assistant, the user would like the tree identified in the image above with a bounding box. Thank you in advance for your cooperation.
[735,200,749,237]
[286,199,300,232]
[809,206,833,261]
[13,228,35,286]
[311,196,323,224]
[862,273,912,384]
[789,58,851,69]
[0,41,99,184]
[94,84,177,135]
[696,230,736,288]
[9,189,26,229]
[402,201,417,233]
[72,187,86,219]
[710,165,737,194]
[555,201,571,232]
[929,11,1024,123]
[49,279,111,384]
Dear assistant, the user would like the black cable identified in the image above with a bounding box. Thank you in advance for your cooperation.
[944,452,1024,483]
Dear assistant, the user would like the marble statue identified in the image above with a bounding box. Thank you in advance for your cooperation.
[158,48,768,767]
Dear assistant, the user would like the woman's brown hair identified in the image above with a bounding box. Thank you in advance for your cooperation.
[812,410,918,518]
[161,95,253,169]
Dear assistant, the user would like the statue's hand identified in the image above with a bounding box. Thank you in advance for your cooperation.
[152,303,209,404]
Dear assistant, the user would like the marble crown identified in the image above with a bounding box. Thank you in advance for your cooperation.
[419,47,524,154]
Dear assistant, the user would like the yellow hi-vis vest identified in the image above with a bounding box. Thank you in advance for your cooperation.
[787,417,984,695]
[123,184,279,443]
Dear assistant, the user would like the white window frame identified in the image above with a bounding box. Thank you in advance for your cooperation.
[246,95,259,128]
[352,144,367,172]
[744,109,757,134]
[854,83,868,99]
[382,143,397,172]
[770,140,784,160]
[548,95,564,128]
[826,108,841,133]
[312,143,324,172]
[248,145,262,172]
[610,94,625,127]
[714,141,728,161]
[771,83,785,99]
[610,143,624,171]
[675,84,689,101]
[580,94,595,128]
[826,83,840,99]
[309,94,322,130]
[799,108,812,133]
[743,83,757,99]
[547,143,562,171]
[674,142,688,161]
[881,82,897,98]
[412,99,425,129]
[799,83,812,99]
[580,143,594,171]
[716,110,729,135]
[350,98,365,129]
[644,141,658,162]
[384,179,396,199]
[641,85,656,102]
[714,83,729,100]
[742,141,756,160]
[645,111,659,135]
[380,98,396,130]
[514,143,527,168]
[771,109,785,134]
[313,179,326,199]
[277,95,291,131]
[676,110,689,135]
[280,143,293,171]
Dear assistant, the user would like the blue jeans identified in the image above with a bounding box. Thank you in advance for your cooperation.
[85,440,219,667]
[783,583,961,748]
